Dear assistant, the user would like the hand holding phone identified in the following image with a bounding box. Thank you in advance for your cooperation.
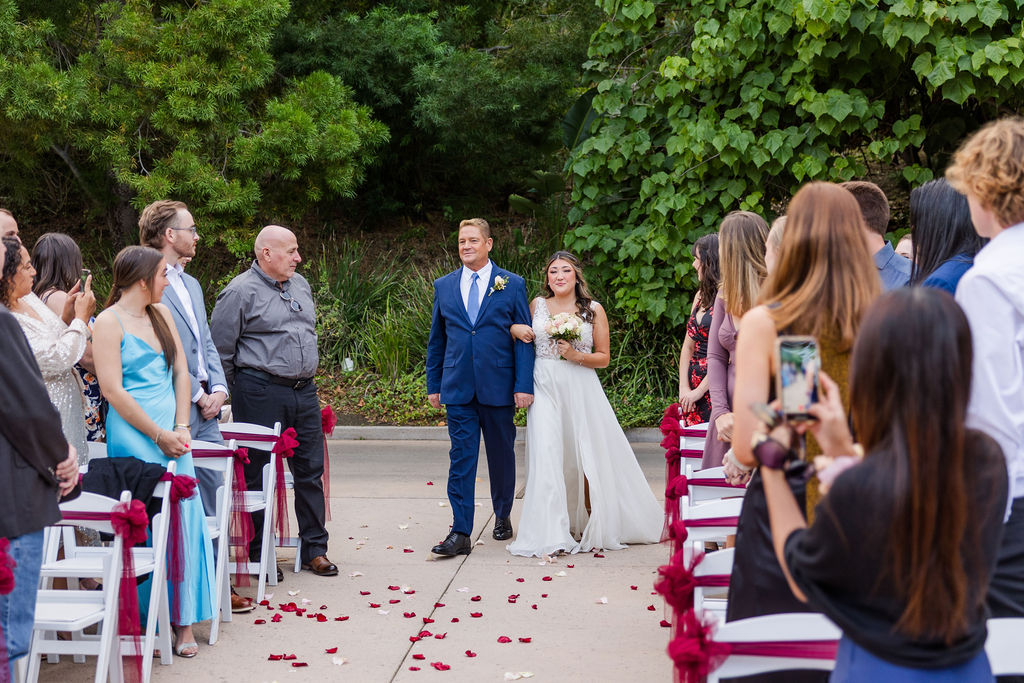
[775,335,820,422]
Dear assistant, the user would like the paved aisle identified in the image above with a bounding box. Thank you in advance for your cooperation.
[41,440,672,682]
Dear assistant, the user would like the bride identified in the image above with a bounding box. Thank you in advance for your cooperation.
[506,251,663,557]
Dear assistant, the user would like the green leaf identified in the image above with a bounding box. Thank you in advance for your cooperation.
[926,60,955,88]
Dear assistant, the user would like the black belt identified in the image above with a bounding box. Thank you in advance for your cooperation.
[238,367,314,390]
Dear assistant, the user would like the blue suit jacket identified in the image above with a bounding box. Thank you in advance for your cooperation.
[163,271,228,399]
[426,265,534,406]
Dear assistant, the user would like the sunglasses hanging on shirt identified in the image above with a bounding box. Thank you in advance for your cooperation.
[279,289,302,312]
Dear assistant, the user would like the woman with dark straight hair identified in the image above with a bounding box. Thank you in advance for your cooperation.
[678,233,720,426]
[92,245,215,657]
[760,287,1006,680]
[909,178,986,292]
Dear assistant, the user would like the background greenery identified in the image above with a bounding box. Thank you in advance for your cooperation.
[3,0,1022,425]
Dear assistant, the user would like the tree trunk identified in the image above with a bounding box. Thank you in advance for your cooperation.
[111,181,138,247]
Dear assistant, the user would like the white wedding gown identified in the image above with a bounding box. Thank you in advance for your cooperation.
[507,298,663,557]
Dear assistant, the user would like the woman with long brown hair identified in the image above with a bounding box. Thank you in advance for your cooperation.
[759,287,1005,679]
[725,182,880,681]
[92,245,215,658]
[702,211,769,469]
[677,233,719,426]
[506,250,662,557]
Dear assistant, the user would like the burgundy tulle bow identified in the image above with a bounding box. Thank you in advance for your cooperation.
[159,472,196,624]
[320,407,335,522]
[0,538,15,683]
[668,608,839,683]
[271,428,300,540]
[111,500,149,683]
[230,447,253,585]
[660,404,684,450]
[661,475,690,543]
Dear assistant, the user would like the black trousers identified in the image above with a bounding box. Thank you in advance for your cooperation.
[232,371,328,564]
[990,497,1024,683]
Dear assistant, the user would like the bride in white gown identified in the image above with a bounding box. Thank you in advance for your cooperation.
[506,251,663,558]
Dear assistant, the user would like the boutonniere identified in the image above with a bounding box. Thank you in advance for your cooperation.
[488,275,508,296]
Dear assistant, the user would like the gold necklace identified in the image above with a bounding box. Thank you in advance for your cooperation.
[115,303,147,319]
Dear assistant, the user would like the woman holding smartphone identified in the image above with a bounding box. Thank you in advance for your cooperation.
[725,182,879,681]
[759,288,1006,680]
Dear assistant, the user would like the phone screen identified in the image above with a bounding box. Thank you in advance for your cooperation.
[777,337,820,420]
[80,268,90,291]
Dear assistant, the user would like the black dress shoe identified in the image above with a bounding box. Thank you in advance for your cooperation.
[431,532,471,557]
[493,517,513,541]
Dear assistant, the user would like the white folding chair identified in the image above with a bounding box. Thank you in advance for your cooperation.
[693,547,734,618]
[40,462,175,681]
[190,438,237,644]
[27,491,131,683]
[219,421,285,602]
[685,464,748,505]
[986,618,1024,675]
[680,496,743,566]
[706,613,840,682]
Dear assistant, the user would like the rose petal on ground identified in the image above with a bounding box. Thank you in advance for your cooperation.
[594,553,605,558]
[291,662,308,667]
[409,636,421,643]
[404,548,414,553]
[423,617,435,624]
[647,605,656,611]
[369,603,381,608]
[541,594,548,598]
[497,636,512,643]
[541,576,552,582]
[434,602,445,608]
[504,672,535,680]
[555,571,567,577]
[320,604,328,610]
[518,637,532,643]
[386,545,394,549]
[254,619,266,624]
[403,612,416,618]
[334,616,349,621]
[332,656,348,666]
[409,666,421,671]
[434,632,447,639]
[470,612,482,618]
[399,524,409,530]
[388,585,400,591]
[259,600,270,606]
[438,502,447,507]
[470,595,481,602]
[426,481,434,485]
[268,654,283,661]
[282,654,297,660]
[288,590,300,596]
[567,564,575,569]
[264,592,274,600]
[403,587,415,594]
[660,620,671,628]
[596,597,608,604]
[465,650,477,657]
[316,614,328,622]
[430,662,450,671]
[413,654,426,660]
[531,604,538,610]
[516,578,524,583]
[325,647,338,654]
[475,540,485,546]
[360,591,371,596]
[456,587,469,592]
[630,585,638,590]
[451,617,460,623]
[390,599,401,604]
[379,610,390,615]
[419,630,432,638]
[272,614,283,623]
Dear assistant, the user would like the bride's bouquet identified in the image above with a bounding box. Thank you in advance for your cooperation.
[545,312,583,343]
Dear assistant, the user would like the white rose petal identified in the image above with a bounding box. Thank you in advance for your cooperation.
[596,597,608,604]
[555,571,568,577]
[332,656,348,666]
[378,610,389,615]
[287,590,300,596]
[348,571,364,578]
[456,587,469,593]
[398,524,409,530]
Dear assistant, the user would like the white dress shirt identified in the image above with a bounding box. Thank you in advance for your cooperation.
[956,223,1024,518]
[460,260,492,316]
[166,263,226,403]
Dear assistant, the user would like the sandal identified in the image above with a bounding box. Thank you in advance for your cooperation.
[172,630,198,658]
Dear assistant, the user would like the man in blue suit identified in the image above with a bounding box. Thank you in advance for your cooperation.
[426,218,535,556]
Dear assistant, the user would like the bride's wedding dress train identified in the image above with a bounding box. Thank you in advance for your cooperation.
[507,298,663,557]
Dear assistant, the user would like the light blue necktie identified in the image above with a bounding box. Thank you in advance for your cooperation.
[467,272,480,325]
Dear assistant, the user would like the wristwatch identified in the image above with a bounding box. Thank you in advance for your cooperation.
[751,433,793,470]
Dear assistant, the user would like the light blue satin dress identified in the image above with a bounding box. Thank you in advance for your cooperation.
[105,316,214,626]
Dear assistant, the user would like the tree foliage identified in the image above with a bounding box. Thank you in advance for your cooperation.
[567,0,1024,327]
[0,0,387,250]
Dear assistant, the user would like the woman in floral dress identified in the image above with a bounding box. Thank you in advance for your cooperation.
[678,234,720,426]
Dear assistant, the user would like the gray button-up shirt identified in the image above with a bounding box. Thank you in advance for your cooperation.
[211,261,318,385]
[874,241,912,291]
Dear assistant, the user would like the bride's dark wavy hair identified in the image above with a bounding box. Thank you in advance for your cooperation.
[541,250,595,322]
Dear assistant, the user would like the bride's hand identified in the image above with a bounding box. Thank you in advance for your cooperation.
[510,324,535,343]
[555,340,579,362]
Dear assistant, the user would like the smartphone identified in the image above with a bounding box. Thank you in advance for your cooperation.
[80,268,91,291]
[775,335,820,422]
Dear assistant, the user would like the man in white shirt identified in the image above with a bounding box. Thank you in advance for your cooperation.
[948,118,1024,623]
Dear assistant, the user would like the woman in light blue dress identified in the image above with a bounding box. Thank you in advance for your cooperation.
[93,246,214,658]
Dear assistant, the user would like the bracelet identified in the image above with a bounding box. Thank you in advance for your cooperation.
[174,423,189,431]
[153,429,162,447]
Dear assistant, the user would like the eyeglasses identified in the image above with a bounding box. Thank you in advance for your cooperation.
[279,289,302,312]
[171,226,198,236]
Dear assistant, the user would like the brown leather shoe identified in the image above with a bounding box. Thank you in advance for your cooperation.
[302,555,339,576]
[231,590,255,613]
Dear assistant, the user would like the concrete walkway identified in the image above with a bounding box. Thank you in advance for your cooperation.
[40,440,673,682]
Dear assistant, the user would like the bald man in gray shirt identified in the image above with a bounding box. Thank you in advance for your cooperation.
[211,226,337,577]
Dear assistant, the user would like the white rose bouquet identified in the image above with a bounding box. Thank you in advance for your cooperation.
[545,312,583,343]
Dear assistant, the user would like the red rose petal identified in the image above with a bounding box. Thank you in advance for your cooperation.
[254,619,266,624]
[390,599,402,604]
[320,604,328,610]
[430,661,450,671]
[660,620,672,628]
[359,591,371,596]
[434,602,445,608]
[630,585,638,590]
[403,612,416,618]
[335,616,349,621]
[413,654,426,660]
[271,614,283,623]
[541,576,552,581]
[541,594,548,598]
[647,604,656,611]
[283,654,297,660]
[369,603,381,608]
[409,666,420,671]
[594,553,605,558]
[404,589,416,594]
[419,630,432,638]
[465,650,477,657]
[409,636,421,642]
[426,481,434,485]
[451,617,459,623]
[291,662,308,668]
[531,604,538,609]
[519,637,532,643]
[470,612,482,618]
[497,636,512,643]
[434,632,447,640]
[470,595,481,602]
[567,564,574,568]
[516,578,525,583]
[316,613,328,622]
[388,585,400,591]
[325,647,338,654]
[404,548,415,553]
[268,654,283,661]
[423,617,435,624]
[296,609,306,616]
[259,600,270,606]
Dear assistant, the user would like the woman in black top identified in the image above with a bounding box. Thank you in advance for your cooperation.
[758,288,1007,681]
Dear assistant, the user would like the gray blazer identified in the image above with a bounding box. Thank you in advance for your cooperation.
[162,270,227,399]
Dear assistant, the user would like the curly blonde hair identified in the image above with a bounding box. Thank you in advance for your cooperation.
[946,117,1024,228]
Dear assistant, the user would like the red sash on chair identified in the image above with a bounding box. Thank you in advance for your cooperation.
[0,538,15,683]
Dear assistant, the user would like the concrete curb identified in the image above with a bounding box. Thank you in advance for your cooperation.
[330,425,663,443]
